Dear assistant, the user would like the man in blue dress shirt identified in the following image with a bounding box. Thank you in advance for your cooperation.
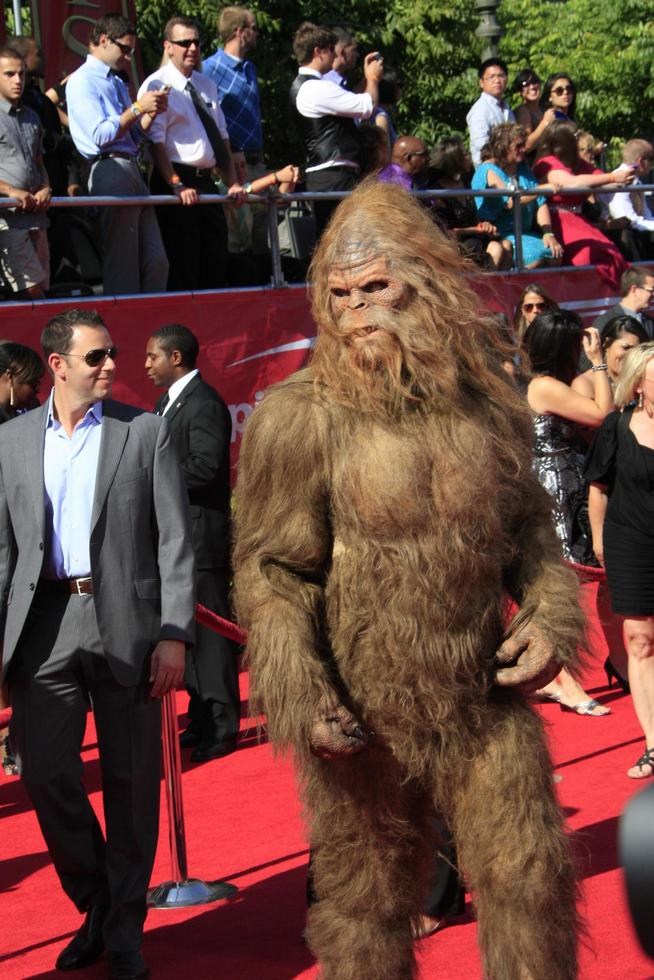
[66,13,169,296]
[0,309,195,980]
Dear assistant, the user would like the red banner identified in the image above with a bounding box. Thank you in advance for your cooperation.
[30,0,140,92]
[0,267,649,478]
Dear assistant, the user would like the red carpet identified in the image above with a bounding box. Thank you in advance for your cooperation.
[2,594,654,979]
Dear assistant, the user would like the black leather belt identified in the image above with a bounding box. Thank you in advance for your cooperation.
[39,576,94,595]
[94,151,136,163]
[173,162,214,179]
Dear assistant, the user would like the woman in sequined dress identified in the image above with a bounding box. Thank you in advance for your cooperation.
[523,309,613,714]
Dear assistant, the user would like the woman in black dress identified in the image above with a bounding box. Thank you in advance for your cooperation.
[586,342,654,777]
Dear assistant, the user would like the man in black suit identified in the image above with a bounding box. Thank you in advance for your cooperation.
[145,324,239,761]
[593,266,654,337]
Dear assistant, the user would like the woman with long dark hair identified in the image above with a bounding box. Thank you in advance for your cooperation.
[533,121,633,287]
[513,282,559,343]
[524,309,613,714]
[541,73,577,124]
[512,69,556,155]
[586,343,654,774]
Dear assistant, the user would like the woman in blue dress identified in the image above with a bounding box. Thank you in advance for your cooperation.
[472,122,563,268]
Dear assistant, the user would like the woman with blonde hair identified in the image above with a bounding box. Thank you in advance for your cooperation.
[586,342,654,775]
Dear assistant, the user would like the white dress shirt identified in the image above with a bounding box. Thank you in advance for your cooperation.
[466,91,516,167]
[295,67,372,173]
[608,163,654,233]
[139,63,228,169]
[295,67,372,120]
[162,368,199,415]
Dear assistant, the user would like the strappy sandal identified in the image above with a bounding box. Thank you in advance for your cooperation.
[0,734,18,777]
[559,698,610,716]
[628,747,654,780]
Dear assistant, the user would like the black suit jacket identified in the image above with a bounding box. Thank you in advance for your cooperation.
[592,302,654,338]
[155,373,232,570]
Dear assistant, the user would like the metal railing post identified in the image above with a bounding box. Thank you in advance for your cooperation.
[511,186,524,271]
[267,195,286,288]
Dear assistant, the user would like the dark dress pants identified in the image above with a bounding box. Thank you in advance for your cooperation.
[305,166,359,240]
[185,569,240,747]
[151,165,228,291]
[7,587,162,953]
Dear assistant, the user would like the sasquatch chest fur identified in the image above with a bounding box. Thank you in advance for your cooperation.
[330,413,507,586]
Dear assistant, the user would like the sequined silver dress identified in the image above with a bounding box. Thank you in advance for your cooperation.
[533,413,595,565]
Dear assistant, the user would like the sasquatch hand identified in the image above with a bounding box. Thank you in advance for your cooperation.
[309,697,369,759]
[494,621,560,695]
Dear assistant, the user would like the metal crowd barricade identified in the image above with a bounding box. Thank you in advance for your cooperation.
[0,184,650,291]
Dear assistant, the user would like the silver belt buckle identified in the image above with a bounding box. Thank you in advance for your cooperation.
[75,576,91,595]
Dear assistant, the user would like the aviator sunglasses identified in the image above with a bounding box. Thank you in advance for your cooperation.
[522,301,546,313]
[57,347,119,367]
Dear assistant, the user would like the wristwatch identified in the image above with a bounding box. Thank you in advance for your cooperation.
[130,102,142,117]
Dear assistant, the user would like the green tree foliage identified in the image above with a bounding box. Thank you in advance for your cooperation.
[499,0,654,155]
[132,0,653,163]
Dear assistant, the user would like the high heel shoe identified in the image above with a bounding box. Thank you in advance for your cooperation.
[604,657,630,694]
[0,734,18,776]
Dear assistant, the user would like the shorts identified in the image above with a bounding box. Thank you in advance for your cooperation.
[0,227,50,292]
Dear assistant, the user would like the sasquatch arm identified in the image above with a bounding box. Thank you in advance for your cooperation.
[233,375,343,756]
[498,480,585,687]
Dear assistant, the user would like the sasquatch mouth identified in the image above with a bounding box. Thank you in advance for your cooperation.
[351,325,382,342]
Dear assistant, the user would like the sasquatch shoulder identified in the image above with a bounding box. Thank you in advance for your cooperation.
[238,367,331,476]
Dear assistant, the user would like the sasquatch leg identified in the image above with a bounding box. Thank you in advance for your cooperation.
[445,696,578,980]
[303,747,433,980]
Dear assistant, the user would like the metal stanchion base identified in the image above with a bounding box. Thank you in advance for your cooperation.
[148,878,238,909]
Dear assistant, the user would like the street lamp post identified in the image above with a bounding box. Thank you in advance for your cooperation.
[475,0,502,59]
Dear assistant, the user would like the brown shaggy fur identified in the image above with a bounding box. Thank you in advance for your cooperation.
[233,182,583,979]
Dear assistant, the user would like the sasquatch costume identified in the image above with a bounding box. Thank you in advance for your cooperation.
[233,182,584,980]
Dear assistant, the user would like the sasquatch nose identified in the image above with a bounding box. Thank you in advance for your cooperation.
[348,289,368,310]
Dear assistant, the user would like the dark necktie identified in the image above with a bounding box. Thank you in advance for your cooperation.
[157,393,170,416]
[185,80,231,173]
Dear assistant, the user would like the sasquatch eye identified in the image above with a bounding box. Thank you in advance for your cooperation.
[362,280,388,293]
[330,287,348,298]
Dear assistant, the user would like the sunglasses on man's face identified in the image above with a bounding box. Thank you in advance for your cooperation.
[110,38,135,56]
[169,37,201,49]
[523,302,546,313]
[58,347,119,367]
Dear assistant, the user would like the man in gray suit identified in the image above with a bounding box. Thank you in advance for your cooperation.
[0,309,195,980]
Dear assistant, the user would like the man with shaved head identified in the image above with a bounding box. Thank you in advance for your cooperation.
[234,181,582,980]
[378,134,429,190]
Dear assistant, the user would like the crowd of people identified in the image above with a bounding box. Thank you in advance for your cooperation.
[0,10,652,299]
[1,9,654,978]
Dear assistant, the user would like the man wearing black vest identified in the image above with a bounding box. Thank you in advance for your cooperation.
[290,22,382,237]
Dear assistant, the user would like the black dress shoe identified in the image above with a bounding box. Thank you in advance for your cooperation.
[56,904,107,970]
[179,728,202,748]
[108,949,149,979]
[190,738,237,762]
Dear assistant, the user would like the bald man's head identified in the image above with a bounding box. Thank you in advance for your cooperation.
[392,136,429,176]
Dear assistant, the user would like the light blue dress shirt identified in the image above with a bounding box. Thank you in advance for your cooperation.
[43,394,103,579]
[66,54,138,160]
[466,91,516,167]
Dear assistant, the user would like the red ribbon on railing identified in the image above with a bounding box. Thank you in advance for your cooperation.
[195,603,247,646]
